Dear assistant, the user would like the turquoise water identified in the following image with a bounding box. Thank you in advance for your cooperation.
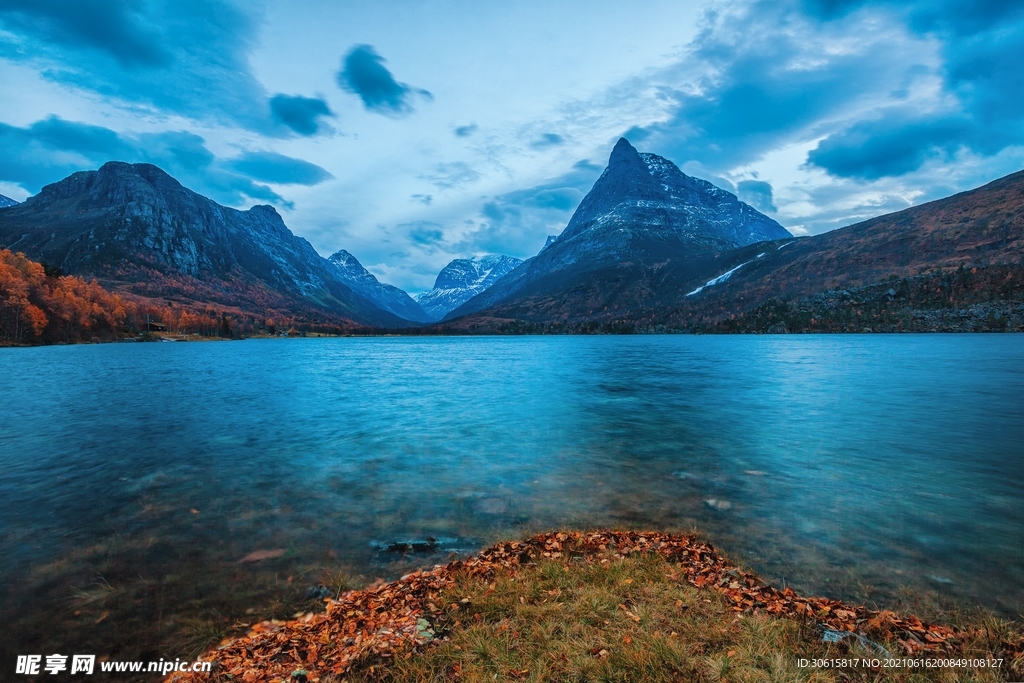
[1,335,1023,661]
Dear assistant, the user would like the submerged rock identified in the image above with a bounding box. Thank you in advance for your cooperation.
[370,537,478,557]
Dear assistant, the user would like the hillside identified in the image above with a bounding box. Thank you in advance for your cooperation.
[440,167,1024,333]
[0,162,411,328]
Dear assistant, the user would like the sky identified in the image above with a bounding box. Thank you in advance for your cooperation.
[1,0,1022,294]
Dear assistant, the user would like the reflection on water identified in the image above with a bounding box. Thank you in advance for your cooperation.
[1,335,1022,660]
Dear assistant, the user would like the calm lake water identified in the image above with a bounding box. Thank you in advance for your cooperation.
[1,335,1023,664]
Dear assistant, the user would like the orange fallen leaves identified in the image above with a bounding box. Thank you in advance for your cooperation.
[169,531,1024,682]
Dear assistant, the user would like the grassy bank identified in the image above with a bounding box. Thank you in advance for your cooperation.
[171,531,1023,683]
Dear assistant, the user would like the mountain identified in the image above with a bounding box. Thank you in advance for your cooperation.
[0,194,19,208]
[326,249,431,322]
[437,165,1024,333]
[0,162,411,327]
[416,254,523,320]
[446,138,788,319]
[679,167,1024,332]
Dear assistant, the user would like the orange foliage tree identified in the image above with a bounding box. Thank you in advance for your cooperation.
[0,249,136,344]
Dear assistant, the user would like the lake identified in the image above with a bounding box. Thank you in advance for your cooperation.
[1,335,1022,665]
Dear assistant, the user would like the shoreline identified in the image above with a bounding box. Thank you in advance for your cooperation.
[169,530,1024,682]
[2,327,1021,349]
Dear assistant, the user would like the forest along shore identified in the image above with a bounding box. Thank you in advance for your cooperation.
[170,530,1024,683]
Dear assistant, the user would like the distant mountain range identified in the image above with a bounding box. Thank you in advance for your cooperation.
[2,140,1021,336]
[0,194,18,208]
[416,255,522,320]
[439,140,1023,333]
[0,162,420,328]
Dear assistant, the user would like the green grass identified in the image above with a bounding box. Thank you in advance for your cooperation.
[342,553,1017,683]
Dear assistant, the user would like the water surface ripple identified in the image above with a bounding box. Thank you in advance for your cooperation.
[1,335,1022,656]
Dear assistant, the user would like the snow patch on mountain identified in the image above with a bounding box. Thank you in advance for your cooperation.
[687,252,767,296]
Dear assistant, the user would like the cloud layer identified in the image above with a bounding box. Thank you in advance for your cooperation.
[0,116,333,207]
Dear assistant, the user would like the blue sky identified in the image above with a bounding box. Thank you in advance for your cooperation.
[1,0,1022,293]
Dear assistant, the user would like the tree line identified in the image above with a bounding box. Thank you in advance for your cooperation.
[0,249,296,344]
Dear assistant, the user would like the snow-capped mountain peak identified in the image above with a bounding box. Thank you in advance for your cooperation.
[415,254,523,320]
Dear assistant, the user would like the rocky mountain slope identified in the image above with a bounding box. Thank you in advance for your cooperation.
[0,162,414,327]
[326,249,431,322]
[438,166,1024,333]
[416,254,522,320]
[447,138,789,319]
[0,194,18,208]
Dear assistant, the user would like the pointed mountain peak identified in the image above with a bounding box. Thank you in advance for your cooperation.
[328,249,357,266]
[551,138,790,252]
[609,137,642,167]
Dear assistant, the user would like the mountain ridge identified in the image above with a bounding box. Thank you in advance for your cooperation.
[326,249,431,322]
[436,165,1024,333]
[0,162,416,328]
[446,138,789,319]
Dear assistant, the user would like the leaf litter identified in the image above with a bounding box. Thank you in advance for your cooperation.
[170,530,1024,682]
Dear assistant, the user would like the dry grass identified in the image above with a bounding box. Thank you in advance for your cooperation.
[343,553,1014,683]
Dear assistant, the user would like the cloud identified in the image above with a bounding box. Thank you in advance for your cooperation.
[801,0,1023,36]
[619,1,938,173]
[404,221,446,246]
[531,133,565,148]
[27,115,135,159]
[0,1,275,132]
[799,1,1024,179]
[0,0,170,68]
[806,111,973,179]
[225,151,333,186]
[737,179,777,212]
[411,193,433,205]
[269,95,334,136]
[337,44,432,116]
[420,162,481,189]
[0,116,330,207]
[454,124,478,137]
